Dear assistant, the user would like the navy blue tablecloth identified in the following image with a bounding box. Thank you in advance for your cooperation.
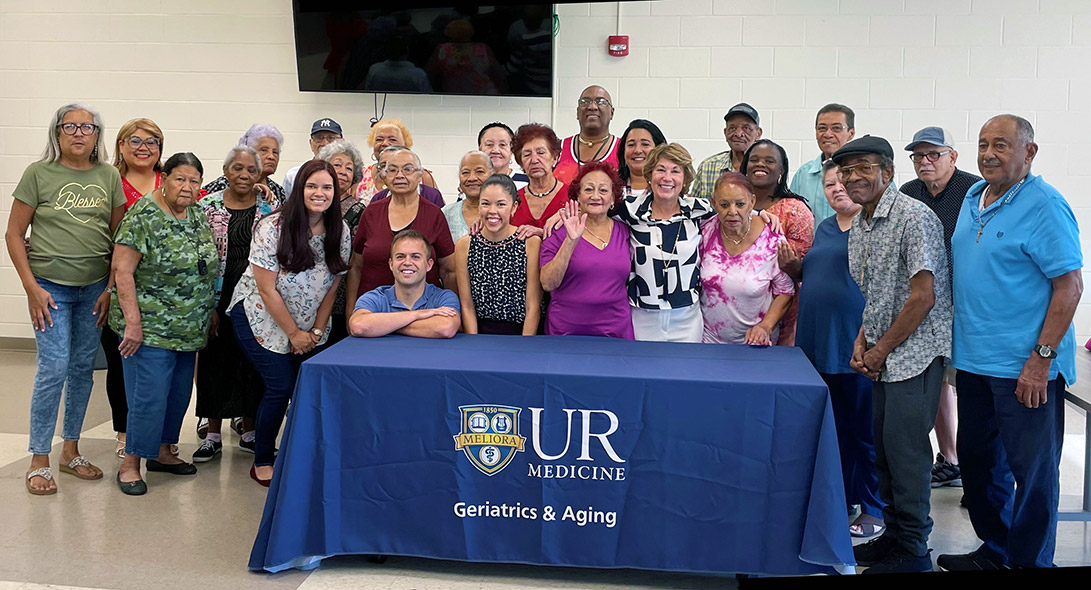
[249,334,855,575]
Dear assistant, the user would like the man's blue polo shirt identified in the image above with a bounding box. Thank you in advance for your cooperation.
[951,173,1082,384]
[790,155,833,225]
[354,283,460,314]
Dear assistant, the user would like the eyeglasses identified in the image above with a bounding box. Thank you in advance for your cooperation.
[386,165,421,177]
[578,97,612,107]
[837,162,881,179]
[816,124,848,134]
[908,150,952,163]
[59,123,98,136]
[126,136,161,149]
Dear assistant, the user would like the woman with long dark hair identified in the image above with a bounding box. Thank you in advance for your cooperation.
[739,139,815,346]
[227,159,350,486]
[616,119,667,198]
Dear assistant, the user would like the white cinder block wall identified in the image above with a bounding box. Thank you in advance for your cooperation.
[1,0,1089,338]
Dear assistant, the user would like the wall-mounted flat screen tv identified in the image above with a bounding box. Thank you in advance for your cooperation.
[293,2,554,97]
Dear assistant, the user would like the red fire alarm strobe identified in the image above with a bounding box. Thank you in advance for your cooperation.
[608,35,629,57]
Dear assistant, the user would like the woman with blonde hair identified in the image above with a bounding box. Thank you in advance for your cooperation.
[612,142,712,342]
[355,119,440,203]
[104,117,165,458]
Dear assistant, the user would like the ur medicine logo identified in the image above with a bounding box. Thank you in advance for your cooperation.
[454,405,525,476]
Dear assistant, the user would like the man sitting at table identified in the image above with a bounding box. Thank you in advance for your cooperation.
[349,229,461,338]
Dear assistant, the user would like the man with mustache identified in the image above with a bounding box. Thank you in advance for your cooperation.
[691,103,762,201]
[835,135,952,574]
[937,115,1082,570]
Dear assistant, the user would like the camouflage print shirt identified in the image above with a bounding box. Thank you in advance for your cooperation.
[109,196,218,352]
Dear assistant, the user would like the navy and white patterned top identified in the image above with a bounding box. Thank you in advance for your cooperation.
[612,193,714,310]
[467,233,527,324]
[847,184,952,382]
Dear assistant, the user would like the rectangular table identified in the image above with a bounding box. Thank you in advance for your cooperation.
[249,334,856,576]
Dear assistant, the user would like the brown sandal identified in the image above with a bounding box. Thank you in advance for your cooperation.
[26,467,57,495]
[58,456,103,480]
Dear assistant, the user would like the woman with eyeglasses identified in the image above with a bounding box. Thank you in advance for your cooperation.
[101,118,166,459]
[346,147,456,305]
[7,103,126,495]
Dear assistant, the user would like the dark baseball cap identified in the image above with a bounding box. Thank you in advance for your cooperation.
[310,118,343,136]
[724,103,759,126]
[830,135,894,165]
[904,126,955,151]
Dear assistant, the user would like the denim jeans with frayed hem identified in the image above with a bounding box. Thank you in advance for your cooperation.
[27,277,107,455]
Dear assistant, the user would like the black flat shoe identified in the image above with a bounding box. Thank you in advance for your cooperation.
[117,472,147,496]
[146,459,197,475]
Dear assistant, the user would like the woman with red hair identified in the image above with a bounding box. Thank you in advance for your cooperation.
[510,123,565,237]
[539,161,632,339]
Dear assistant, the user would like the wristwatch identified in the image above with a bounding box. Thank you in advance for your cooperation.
[1033,344,1058,359]
[311,327,323,337]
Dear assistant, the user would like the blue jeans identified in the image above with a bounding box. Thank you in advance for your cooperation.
[28,276,107,454]
[956,370,1065,568]
[822,372,884,518]
[232,305,317,467]
[122,345,196,460]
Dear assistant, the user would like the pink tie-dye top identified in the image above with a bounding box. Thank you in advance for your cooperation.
[699,217,795,344]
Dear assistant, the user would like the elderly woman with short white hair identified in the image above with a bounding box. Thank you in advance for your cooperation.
[317,139,367,343]
[442,150,494,242]
[192,145,282,463]
[202,123,286,202]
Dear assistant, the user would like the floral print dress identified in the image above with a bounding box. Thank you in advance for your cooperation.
[227,213,350,354]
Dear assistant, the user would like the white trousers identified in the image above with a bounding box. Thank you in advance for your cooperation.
[630,305,703,343]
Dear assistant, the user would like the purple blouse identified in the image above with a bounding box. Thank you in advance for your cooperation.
[540,221,634,339]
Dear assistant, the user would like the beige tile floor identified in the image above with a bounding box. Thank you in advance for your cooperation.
[0,348,1088,590]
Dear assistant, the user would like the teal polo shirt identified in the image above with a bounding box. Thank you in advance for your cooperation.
[951,174,1082,384]
[790,155,833,226]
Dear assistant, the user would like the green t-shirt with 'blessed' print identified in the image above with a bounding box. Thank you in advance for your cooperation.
[12,160,125,285]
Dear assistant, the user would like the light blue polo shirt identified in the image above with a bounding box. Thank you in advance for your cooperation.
[354,283,460,314]
[951,174,1081,384]
[789,155,834,226]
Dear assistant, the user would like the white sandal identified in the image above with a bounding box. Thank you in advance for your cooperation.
[26,467,57,495]
[115,434,126,459]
